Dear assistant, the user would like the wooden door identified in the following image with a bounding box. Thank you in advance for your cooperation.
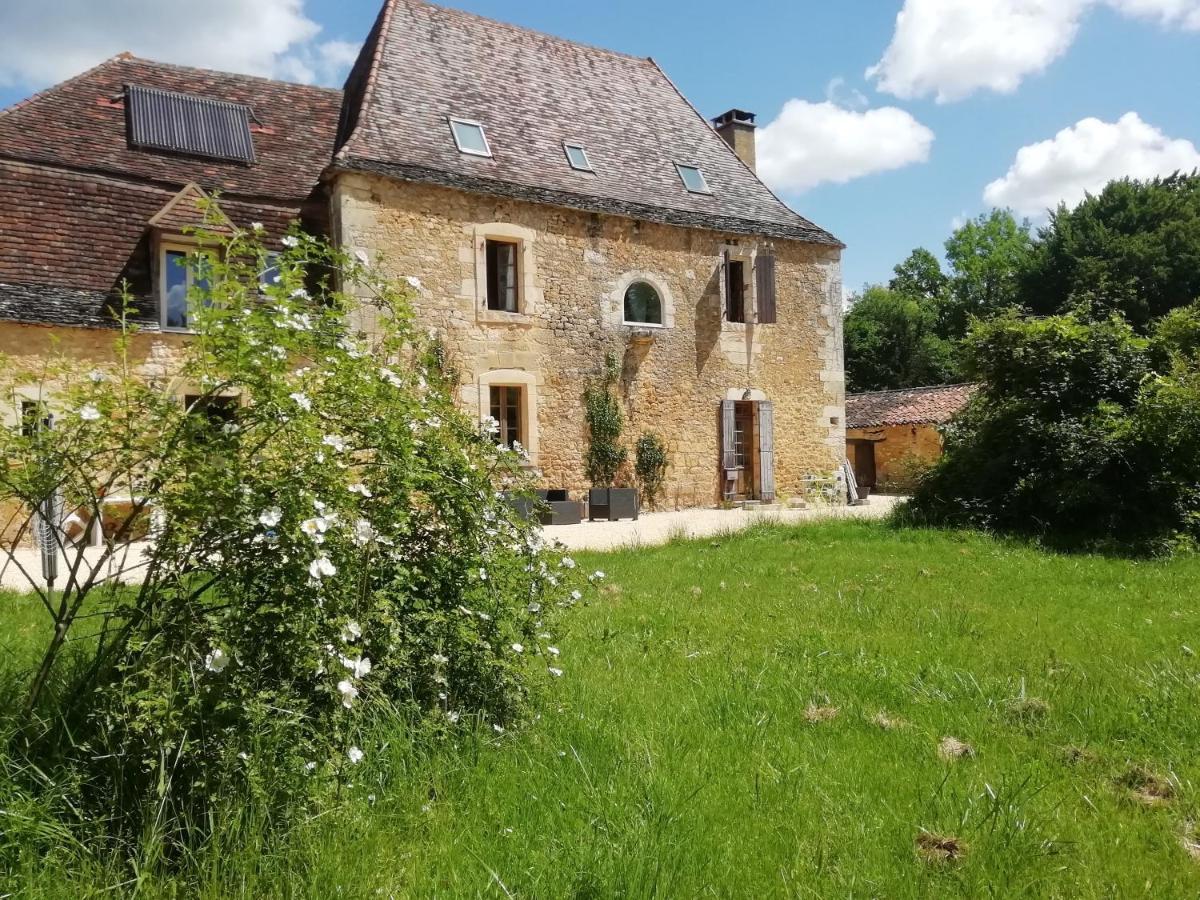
[732,402,756,500]
[851,441,877,488]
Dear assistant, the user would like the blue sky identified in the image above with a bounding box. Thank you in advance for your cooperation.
[2,0,1199,296]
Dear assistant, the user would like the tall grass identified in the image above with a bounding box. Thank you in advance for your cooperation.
[5,521,1200,896]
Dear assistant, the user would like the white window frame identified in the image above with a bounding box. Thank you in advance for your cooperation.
[159,240,215,333]
[449,117,493,158]
[563,142,594,172]
[621,280,666,328]
[675,163,711,195]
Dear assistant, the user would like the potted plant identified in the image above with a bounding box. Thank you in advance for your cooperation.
[584,353,638,521]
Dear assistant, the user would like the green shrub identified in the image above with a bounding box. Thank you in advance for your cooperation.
[904,304,1200,554]
[0,222,584,859]
[634,433,669,508]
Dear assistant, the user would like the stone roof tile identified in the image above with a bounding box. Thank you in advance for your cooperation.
[336,0,840,245]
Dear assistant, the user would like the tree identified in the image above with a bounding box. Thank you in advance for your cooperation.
[889,247,949,302]
[942,209,1033,338]
[843,285,956,392]
[1020,173,1200,331]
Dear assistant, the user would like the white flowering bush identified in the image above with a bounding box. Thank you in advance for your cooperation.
[0,223,580,850]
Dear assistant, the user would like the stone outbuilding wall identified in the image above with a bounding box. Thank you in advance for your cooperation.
[332,173,845,507]
[847,423,944,493]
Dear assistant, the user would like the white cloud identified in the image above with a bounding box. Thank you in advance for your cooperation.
[983,112,1200,215]
[757,100,935,194]
[0,0,359,89]
[868,0,1200,103]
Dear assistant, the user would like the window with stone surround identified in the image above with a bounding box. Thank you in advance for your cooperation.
[485,239,520,312]
[623,281,663,326]
[489,385,524,449]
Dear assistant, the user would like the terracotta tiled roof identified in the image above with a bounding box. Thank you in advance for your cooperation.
[846,384,978,428]
[0,56,340,327]
[0,54,342,202]
[335,0,840,246]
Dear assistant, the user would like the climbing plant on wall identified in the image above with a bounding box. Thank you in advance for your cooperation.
[635,432,670,508]
[584,352,627,487]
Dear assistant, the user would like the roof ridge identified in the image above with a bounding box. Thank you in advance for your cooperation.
[0,53,132,119]
[115,54,344,94]
[848,383,979,398]
[335,0,400,163]
[420,0,655,65]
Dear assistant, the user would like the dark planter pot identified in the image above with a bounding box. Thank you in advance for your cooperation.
[588,487,639,522]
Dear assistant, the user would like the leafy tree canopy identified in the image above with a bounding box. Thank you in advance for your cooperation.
[844,285,956,392]
[1021,173,1200,331]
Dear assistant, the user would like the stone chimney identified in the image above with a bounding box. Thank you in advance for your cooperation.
[712,109,757,173]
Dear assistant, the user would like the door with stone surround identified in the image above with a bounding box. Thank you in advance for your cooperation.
[720,399,775,502]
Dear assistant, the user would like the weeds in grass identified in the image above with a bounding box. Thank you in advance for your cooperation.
[916,831,968,864]
[1118,765,1177,806]
[938,737,975,761]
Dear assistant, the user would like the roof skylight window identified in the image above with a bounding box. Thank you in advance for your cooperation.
[675,164,711,194]
[449,118,492,157]
[563,143,594,172]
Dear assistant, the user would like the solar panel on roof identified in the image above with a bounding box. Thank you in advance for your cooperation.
[126,84,256,164]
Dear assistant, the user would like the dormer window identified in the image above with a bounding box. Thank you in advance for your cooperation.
[675,164,711,194]
[160,243,214,332]
[563,143,593,172]
[449,118,492,157]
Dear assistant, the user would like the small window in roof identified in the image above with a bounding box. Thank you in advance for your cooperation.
[563,143,593,172]
[450,118,492,157]
[675,164,711,194]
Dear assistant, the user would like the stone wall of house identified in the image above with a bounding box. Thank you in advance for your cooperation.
[332,173,845,507]
[847,423,944,492]
[0,322,188,547]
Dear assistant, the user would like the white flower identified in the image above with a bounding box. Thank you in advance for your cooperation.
[258,507,282,528]
[570,590,582,602]
[591,571,606,581]
[547,646,560,657]
[511,643,524,654]
[337,679,359,708]
[251,221,264,232]
[205,648,231,673]
[560,557,576,570]
[88,370,106,383]
[341,655,373,679]
[353,518,375,547]
[379,367,404,388]
[309,556,337,580]
[481,416,500,436]
[290,392,312,412]
[406,275,423,290]
[478,568,488,581]
[431,653,449,666]
[347,746,364,765]
[281,235,300,248]
[446,711,460,724]
[342,621,362,643]
[527,602,542,614]
[548,667,564,678]
[493,723,505,734]
[348,483,372,498]
[290,288,309,300]
[303,760,317,772]
[238,752,250,761]
[78,405,101,422]
[322,434,346,453]
[301,517,329,540]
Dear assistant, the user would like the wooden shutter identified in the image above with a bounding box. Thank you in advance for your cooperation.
[758,401,776,502]
[756,253,777,324]
[720,400,736,474]
[721,250,731,321]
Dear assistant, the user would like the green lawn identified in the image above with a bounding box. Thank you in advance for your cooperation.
[7,520,1200,896]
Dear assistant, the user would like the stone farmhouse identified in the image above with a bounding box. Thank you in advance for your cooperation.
[0,0,845,513]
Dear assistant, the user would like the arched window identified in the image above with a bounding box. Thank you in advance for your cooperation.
[623,281,663,326]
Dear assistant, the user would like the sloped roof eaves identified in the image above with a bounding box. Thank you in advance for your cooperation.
[0,283,158,330]
[846,384,978,428]
[335,156,842,245]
